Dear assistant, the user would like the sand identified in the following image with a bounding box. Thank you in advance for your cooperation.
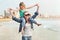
[0,24,60,40]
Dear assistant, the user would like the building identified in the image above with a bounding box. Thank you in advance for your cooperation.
[0,15,3,18]
[4,9,12,18]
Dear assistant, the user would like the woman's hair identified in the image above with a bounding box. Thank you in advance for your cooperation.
[24,11,31,16]
[19,2,25,7]
[24,11,28,14]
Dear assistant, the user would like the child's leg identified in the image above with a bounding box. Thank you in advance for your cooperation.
[12,16,21,23]
[19,23,22,32]
[30,18,37,24]
[19,17,25,32]
[12,16,25,32]
[21,18,25,27]
[30,18,37,29]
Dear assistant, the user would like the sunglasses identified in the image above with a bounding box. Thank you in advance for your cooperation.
[24,14,31,16]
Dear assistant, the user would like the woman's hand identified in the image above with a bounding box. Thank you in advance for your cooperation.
[21,27,24,34]
[21,31,24,34]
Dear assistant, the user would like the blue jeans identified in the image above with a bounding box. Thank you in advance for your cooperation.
[12,12,38,32]
[22,36,32,40]
[12,17,25,32]
[19,17,25,32]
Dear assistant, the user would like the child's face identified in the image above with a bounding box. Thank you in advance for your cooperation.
[20,5,25,10]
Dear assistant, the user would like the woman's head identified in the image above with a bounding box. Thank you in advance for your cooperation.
[24,11,31,21]
[19,2,26,10]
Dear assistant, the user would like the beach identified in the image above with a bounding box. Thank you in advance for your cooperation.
[0,18,60,40]
[0,18,11,22]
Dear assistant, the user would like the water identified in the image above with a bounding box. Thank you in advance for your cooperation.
[36,19,60,32]
[0,19,60,40]
[1,19,60,31]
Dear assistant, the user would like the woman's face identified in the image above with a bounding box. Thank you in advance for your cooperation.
[24,12,31,21]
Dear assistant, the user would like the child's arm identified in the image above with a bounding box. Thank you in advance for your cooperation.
[15,7,20,11]
[8,8,20,12]
[26,4,38,9]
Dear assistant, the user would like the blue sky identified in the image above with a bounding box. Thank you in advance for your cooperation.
[0,0,60,16]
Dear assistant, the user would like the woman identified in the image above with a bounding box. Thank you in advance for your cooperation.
[21,11,41,40]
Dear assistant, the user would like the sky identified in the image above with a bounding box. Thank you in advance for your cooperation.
[0,0,60,16]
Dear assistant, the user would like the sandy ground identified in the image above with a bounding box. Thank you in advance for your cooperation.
[0,23,60,40]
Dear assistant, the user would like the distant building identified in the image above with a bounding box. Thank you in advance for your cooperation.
[0,15,3,18]
[4,9,12,18]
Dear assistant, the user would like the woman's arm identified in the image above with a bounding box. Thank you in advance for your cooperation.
[31,4,39,19]
[21,26,24,34]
